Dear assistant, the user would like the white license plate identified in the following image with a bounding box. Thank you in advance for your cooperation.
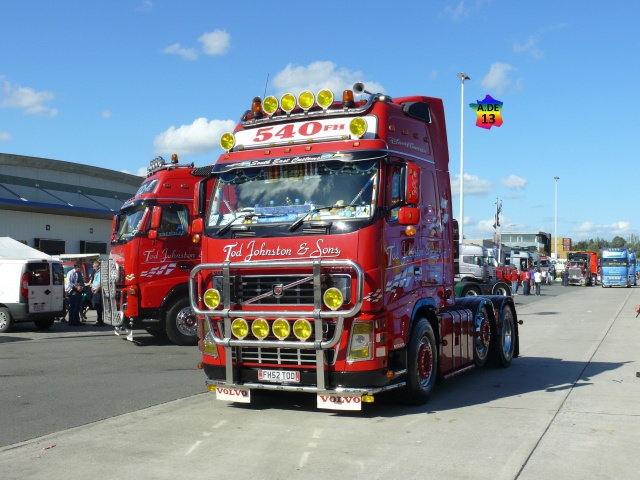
[258,369,300,383]
[32,304,45,312]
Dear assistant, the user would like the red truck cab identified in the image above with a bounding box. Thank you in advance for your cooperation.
[190,85,520,409]
[102,155,204,345]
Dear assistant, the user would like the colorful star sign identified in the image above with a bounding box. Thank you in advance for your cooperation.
[469,95,503,129]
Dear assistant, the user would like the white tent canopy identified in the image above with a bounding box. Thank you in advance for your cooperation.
[0,237,53,260]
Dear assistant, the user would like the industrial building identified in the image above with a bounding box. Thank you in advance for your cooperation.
[0,153,142,255]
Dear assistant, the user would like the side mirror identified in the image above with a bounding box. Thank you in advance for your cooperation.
[148,229,158,240]
[192,217,203,234]
[405,164,420,205]
[398,206,420,225]
[150,206,162,229]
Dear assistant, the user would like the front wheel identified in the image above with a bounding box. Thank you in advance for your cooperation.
[402,318,438,405]
[165,297,198,346]
[34,318,55,330]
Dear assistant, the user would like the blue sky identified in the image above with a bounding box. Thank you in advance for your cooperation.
[1,0,638,242]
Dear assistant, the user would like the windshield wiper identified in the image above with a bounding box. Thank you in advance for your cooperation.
[288,203,363,232]
[216,213,256,236]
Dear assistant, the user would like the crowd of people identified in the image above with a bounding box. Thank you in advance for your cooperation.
[509,265,557,296]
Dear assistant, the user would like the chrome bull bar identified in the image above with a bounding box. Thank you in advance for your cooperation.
[189,259,365,390]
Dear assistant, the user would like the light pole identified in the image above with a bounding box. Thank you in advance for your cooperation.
[554,176,560,258]
[457,72,470,242]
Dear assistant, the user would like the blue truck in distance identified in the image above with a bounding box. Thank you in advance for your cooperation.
[600,247,632,287]
[629,250,637,286]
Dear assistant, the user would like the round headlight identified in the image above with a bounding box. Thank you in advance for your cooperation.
[231,318,248,339]
[323,287,344,310]
[349,117,368,138]
[220,132,235,151]
[280,93,296,113]
[263,96,278,115]
[251,318,269,340]
[293,319,312,341]
[272,318,290,340]
[317,89,334,108]
[203,289,220,309]
[298,91,315,110]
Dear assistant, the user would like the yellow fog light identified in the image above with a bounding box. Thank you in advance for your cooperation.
[207,384,216,392]
[280,93,296,113]
[361,395,375,403]
[298,91,315,110]
[231,318,249,339]
[349,322,372,360]
[220,132,235,151]
[323,287,343,310]
[251,318,269,340]
[203,289,221,309]
[263,95,278,115]
[272,318,290,340]
[293,319,312,340]
[317,89,334,108]
[349,117,368,138]
[203,342,218,356]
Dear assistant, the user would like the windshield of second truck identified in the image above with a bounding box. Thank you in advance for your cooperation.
[207,159,378,228]
[115,203,147,242]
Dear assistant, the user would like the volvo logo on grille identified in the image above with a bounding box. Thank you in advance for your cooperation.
[273,284,284,298]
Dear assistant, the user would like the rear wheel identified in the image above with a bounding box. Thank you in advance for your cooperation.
[402,318,438,405]
[492,282,511,296]
[165,297,198,346]
[493,303,516,367]
[0,307,13,333]
[34,318,55,330]
[473,306,492,367]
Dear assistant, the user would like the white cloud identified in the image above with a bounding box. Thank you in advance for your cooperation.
[271,61,385,97]
[0,131,10,141]
[499,174,528,189]
[0,78,58,117]
[102,110,112,119]
[513,35,543,59]
[198,29,230,56]
[162,43,198,60]
[135,0,153,12]
[444,0,471,21]
[451,173,493,196]
[481,63,517,95]
[153,117,236,156]
[573,221,634,238]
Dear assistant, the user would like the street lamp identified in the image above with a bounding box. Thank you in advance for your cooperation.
[457,72,470,242]
[554,176,560,258]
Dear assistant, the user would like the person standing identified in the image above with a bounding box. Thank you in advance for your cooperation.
[91,261,104,326]
[66,261,85,326]
[534,268,543,296]
[541,268,548,286]
[510,268,519,295]
[521,268,531,295]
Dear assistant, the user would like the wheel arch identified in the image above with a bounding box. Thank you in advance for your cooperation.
[158,283,190,321]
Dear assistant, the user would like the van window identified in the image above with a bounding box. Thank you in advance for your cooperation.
[28,263,51,286]
[52,263,64,285]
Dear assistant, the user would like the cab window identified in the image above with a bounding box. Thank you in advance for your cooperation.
[158,205,189,237]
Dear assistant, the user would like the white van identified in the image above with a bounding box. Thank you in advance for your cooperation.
[0,239,66,333]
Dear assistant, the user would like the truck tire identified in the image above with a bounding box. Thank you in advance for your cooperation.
[492,303,516,367]
[462,285,481,297]
[165,297,198,346]
[402,318,438,405]
[34,318,55,330]
[492,282,511,296]
[145,324,168,341]
[473,306,492,367]
[0,307,13,333]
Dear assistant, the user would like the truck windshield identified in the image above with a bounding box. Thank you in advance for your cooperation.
[207,159,379,228]
[602,258,627,267]
[115,203,147,242]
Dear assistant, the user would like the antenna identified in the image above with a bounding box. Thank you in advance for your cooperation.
[263,73,270,99]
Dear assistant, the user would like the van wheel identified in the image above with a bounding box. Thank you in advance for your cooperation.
[165,297,198,346]
[401,318,438,405]
[34,318,55,330]
[0,307,13,333]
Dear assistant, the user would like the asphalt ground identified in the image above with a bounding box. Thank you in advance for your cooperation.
[1,281,639,480]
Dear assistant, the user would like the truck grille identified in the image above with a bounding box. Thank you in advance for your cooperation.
[213,274,351,306]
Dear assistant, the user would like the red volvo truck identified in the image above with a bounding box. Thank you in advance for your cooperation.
[102,155,203,345]
[189,84,521,410]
